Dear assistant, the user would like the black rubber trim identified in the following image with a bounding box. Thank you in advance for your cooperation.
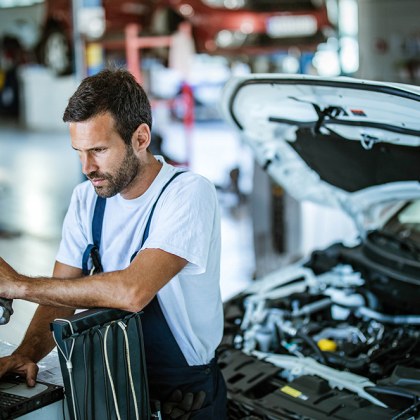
[228,77,420,131]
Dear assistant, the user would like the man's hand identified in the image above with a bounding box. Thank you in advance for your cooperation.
[162,389,206,419]
[0,354,39,387]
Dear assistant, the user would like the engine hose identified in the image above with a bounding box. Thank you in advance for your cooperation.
[324,351,369,370]
[295,330,328,365]
[358,307,420,325]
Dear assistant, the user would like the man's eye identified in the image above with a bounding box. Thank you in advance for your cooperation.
[93,148,106,153]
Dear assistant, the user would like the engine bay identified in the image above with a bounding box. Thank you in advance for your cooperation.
[219,242,420,419]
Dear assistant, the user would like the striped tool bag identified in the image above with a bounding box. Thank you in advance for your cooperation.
[51,308,151,420]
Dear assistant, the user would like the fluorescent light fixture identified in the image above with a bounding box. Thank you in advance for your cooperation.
[267,15,318,38]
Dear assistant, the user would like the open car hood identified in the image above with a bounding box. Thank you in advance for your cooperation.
[222,74,420,234]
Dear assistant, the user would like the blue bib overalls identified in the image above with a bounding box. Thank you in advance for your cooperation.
[82,172,227,419]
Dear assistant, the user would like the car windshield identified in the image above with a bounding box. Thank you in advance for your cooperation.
[382,199,420,245]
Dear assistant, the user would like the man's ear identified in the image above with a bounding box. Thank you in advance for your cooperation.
[132,123,151,153]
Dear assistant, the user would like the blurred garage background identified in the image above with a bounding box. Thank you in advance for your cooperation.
[0,0,419,345]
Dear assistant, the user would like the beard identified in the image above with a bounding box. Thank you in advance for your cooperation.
[88,147,140,198]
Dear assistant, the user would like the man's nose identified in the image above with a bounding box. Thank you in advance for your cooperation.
[81,154,98,175]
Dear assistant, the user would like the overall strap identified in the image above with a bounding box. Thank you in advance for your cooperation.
[130,171,185,262]
[135,170,188,369]
[82,171,185,274]
[82,196,106,275]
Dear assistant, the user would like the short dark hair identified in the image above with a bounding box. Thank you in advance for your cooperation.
[63,68,152,145]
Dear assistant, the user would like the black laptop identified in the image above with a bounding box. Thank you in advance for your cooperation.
[0,374,64,419]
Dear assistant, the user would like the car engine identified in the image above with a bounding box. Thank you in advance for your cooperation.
[219,241,420,420]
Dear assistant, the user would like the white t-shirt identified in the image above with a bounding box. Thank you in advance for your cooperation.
[56,157,223,366]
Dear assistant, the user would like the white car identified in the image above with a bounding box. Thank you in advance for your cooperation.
[218,74,420,419]
[0,0,72,75]
[0,0,45,51]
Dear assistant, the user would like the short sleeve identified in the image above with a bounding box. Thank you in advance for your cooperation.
[56,186,90,269]
[141,174,219,275]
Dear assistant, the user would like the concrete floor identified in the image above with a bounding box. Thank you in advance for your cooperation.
[0,117,255,346]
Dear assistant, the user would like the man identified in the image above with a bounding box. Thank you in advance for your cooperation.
[0,68,227,418]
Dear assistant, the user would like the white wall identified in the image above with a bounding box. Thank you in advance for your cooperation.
[357,0,420,84]
[19,66,79,131]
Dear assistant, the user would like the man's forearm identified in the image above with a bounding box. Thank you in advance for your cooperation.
[1,258,144,312]
[14,305,75,362]
[1,248,187,313]
[16,270,132,311]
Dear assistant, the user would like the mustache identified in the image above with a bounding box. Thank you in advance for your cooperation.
[87,171,111,180]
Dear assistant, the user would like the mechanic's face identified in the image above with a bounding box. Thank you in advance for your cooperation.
[70,113,140,198]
